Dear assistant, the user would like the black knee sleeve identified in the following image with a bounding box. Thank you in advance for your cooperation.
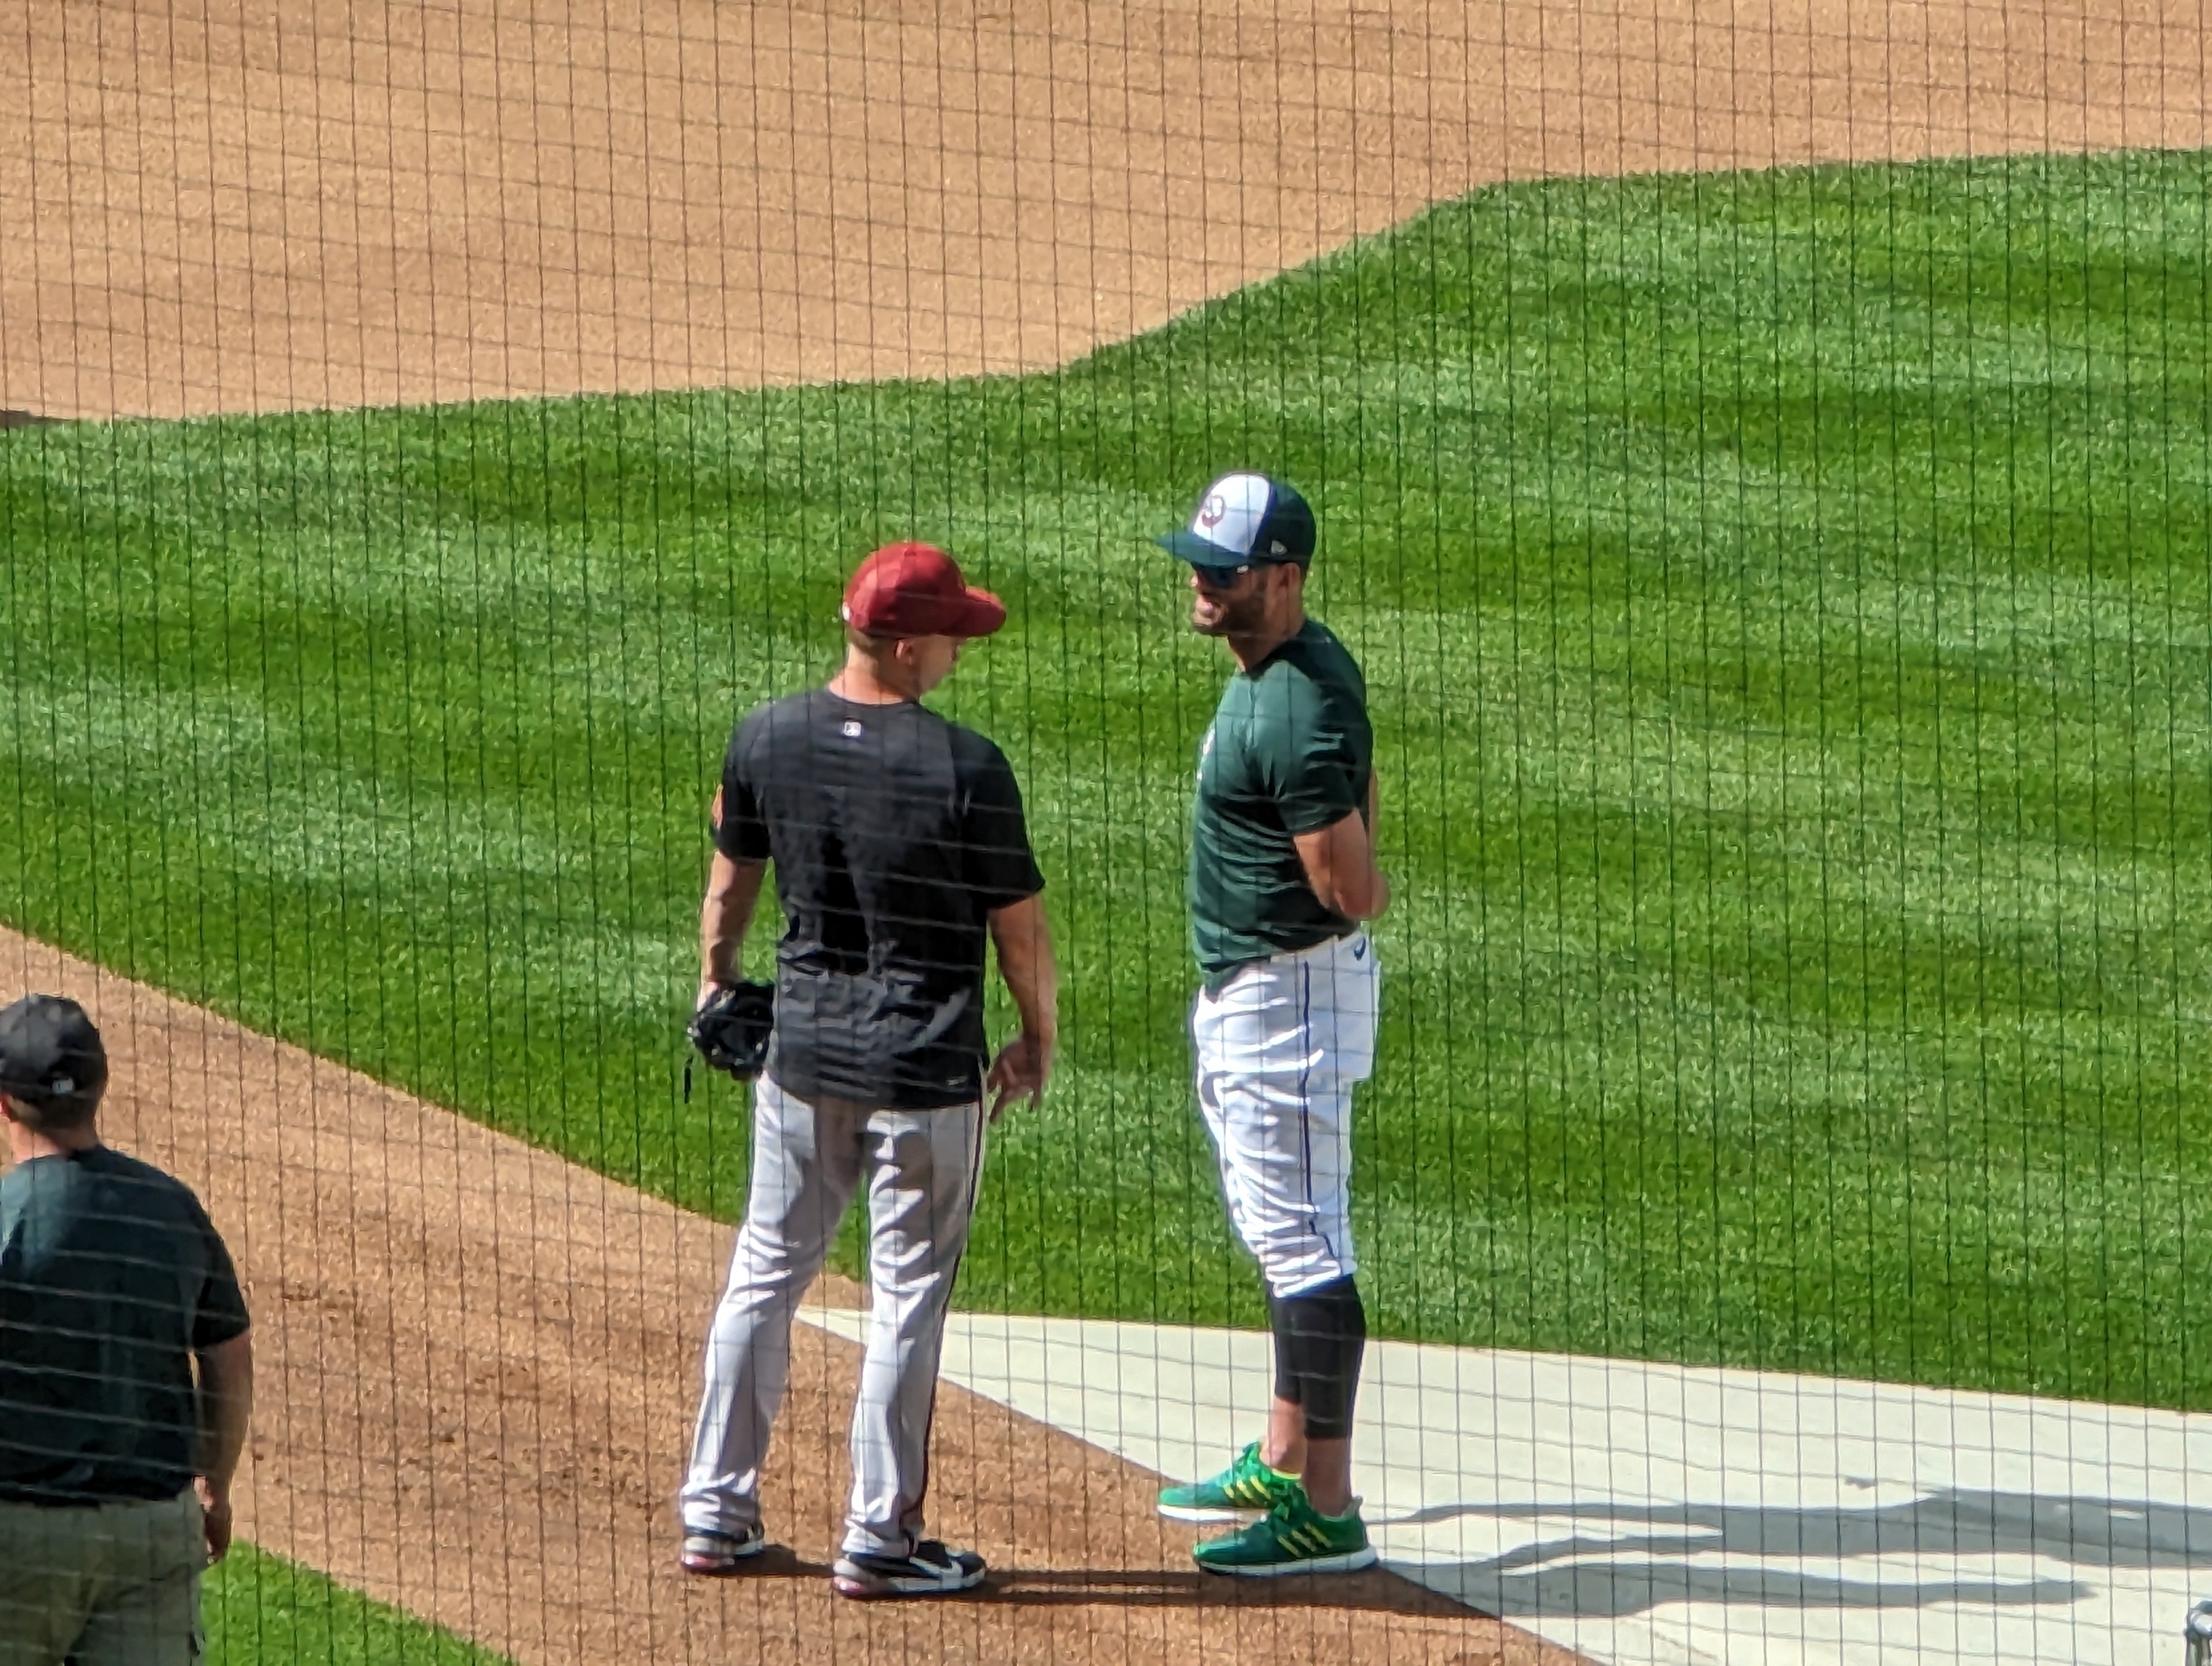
[1268,1292,1300,1405]
[1268,1276,1366,1440]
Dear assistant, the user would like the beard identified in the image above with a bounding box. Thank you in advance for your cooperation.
[1191,584,1268,637]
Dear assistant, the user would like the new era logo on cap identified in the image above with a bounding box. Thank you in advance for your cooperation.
[1156,474,1317,570]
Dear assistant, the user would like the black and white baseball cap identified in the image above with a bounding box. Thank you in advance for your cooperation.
[1156,473,1317,573]
[0,993,107,1112]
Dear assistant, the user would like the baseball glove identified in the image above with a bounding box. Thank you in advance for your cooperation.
[688,980,775,1080]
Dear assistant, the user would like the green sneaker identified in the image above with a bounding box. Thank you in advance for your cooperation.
[1192,1491,1377,1577]
[1156,1442,1303,1523]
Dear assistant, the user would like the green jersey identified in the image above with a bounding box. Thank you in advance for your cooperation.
[1189,620,1373,981]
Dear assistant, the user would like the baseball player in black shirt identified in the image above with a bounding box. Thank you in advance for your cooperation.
[678,542,1058,1600]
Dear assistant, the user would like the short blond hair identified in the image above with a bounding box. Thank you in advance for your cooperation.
[844,622,895,654]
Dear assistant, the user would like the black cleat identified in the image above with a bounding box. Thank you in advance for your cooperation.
[831,1539,988,1599]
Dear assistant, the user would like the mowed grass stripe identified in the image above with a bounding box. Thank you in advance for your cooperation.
[207,1544,507,1664]
[3,150,2208,1409]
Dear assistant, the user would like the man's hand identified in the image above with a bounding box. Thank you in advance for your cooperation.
[985,1031,1053,1118]
[194,1329,251,1566]
[985,893,1058,1119]
[196,1475,233,1564]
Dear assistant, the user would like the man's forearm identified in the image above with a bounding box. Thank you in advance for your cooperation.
[1295,806,1389,921]
[1355,777,1387,919]
[700,852,768,990]
[989,893,1058,1041]
[1353,779,1384,916]
[196,1332,253,1494]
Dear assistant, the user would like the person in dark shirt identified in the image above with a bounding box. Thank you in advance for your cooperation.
[679,542,1058,1601]
[0,993,254,1664]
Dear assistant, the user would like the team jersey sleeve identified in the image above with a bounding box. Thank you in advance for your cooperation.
[188,1200,252,1351]
[960,741,1046,912]
[712,721,772,862]
[1264,675,1365,836]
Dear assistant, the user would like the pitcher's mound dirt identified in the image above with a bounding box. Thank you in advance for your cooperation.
[0,926,1580,1666]
[3,0,2208,420]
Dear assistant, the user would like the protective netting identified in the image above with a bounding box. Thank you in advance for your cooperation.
[3,3,2209,1663]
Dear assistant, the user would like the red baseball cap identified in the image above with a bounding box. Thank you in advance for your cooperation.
[842,543,1007,639]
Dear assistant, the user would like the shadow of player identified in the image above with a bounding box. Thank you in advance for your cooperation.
[973,1563,1483,1616]
[728,1551,1481,1618]
[1384,1488,2212,1621]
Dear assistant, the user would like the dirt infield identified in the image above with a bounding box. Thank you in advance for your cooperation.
[4,0,2209,420]
[0,928,1582,1665]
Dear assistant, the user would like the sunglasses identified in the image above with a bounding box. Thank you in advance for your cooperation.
[1190,562,1259,588]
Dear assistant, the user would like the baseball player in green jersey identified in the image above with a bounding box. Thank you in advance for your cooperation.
[1151,473,1389,1576]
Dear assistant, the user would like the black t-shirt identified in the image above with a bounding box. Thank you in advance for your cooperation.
[0,1145,251,1504]
[716,689,1046,1109]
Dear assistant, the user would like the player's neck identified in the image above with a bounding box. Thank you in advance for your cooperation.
[4,1116,99,1164]
[1226,602,1306,673]
[828,652,919,706]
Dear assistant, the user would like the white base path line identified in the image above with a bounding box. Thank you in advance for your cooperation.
[806,1308,2212,1666]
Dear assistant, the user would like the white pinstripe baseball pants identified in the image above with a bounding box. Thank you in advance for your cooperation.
[1192,929,1380,1299]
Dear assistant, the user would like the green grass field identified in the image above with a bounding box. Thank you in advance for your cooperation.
[207,1545,503,1663]
[3,148,2208,1411]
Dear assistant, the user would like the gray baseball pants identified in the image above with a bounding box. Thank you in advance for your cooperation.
[681,1072,984,1559]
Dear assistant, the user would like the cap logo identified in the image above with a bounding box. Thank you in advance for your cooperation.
[51,1076,73,1095]
[1183,473,1274,560]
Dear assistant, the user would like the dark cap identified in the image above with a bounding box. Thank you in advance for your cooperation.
[1155,474,1317,573]
[841,543,1007,639]
[0,993,107,1111]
